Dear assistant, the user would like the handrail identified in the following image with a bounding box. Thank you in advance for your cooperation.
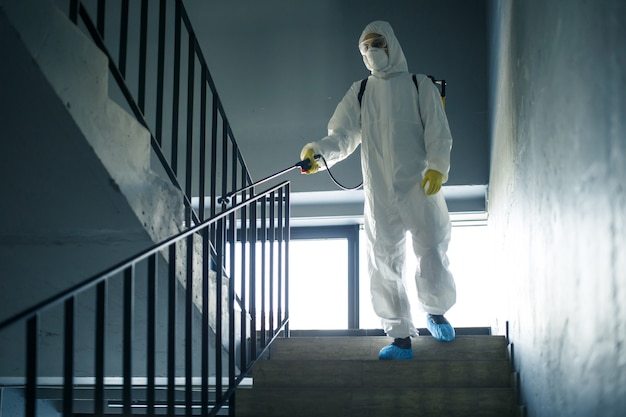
[0,181,291,416]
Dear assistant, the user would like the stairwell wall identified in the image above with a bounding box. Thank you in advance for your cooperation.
[487,0,626,415]
[0,0,201,324]
[0,3,160,325]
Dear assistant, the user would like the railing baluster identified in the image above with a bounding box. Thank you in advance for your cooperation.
[240,199,248,371]
[69,0,78,23]
[231,145,238,206]
[250,201,257,358]
[94,281,106,415]
[241,156,248,195]
[201,228,210,416]
[185,32,195,226]
[260,196,267,347]
[155,0,166,145]
[118,0,129,77]
[147,254,157,416]
[63,297,75,417]
[97,0,105,36]
[123,266,134,415]
[199,73,207,222]
[171,0,182,174]
[168,243,177,416]
[285,184,291,336]
[277,189,283,328]
[186,235,194,416]
[211,94,218,219]
[227,211,236,417]
[215,219,224,404]
[138,0,148,112]
[228,211,236,389]
[269,191,276,336]
[221,117,229,205]
[25,315,38,417]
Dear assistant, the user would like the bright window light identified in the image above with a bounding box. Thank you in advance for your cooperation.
[245,223,495,332]
[359,224,495,330]
[288,239,349,329]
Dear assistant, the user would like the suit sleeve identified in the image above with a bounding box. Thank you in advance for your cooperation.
[302,81,363,170]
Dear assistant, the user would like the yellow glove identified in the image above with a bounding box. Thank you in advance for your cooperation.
[299,147,319,174]
[421,169,444,195]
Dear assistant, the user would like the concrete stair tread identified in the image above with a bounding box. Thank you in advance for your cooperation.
[267,335,508,361]
[251,358,512,388]
[236,335,514,417]
[236,386,515,417]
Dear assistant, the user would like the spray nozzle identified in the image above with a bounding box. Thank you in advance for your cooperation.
[295,154,322,172]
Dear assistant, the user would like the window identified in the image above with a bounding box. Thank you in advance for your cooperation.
[289,226,359,330]
[289,223,493,331]
[359,224,493,329]
[288,239,349,329]
[231,221,493,331]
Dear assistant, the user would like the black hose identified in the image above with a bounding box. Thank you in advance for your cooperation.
[318,154,363,191]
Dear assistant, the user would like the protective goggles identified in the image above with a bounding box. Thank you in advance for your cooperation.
[359,36,387,54]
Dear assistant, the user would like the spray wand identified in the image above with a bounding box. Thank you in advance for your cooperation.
[218,153,361,205]
[218,154,322,205]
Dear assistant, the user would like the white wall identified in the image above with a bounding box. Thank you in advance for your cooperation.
[488,0,626,415]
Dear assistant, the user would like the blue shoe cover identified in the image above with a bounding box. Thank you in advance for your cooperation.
[378,344,414,360]
[426,314,456,342]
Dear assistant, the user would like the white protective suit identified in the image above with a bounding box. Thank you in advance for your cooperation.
[302,21,456,338]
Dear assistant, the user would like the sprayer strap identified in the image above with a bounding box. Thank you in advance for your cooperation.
[357,74,420,107]
[357,78,368,106]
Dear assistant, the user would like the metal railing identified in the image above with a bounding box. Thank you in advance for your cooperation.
[0,182,291,416]
[0,0,291,415]
[66,0,253,225]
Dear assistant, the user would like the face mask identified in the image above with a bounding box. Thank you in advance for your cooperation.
[366,48,389,71]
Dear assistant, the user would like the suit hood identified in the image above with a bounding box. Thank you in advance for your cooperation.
[359,21,409,78]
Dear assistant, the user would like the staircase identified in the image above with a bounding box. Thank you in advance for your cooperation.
[0,1,510,415]
[0,0,289,414]
[236,334,516,417]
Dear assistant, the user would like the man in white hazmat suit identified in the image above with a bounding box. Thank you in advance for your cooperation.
[299,21,457,360]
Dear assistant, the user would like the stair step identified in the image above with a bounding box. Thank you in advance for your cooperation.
[268,335,508,361]
[235,387,515,417]
[252,359,511,388]
[236,335,514,416]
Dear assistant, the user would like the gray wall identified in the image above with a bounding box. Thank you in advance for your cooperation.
[0,7,154,324]
[488,0,626,415]
[184,0,489,193]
